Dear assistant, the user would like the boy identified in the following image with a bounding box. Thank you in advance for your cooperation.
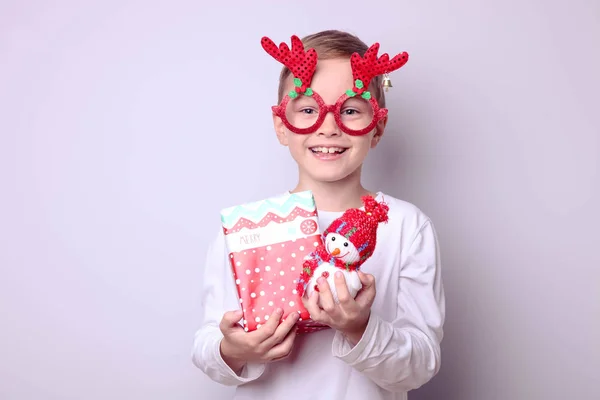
[192,30,445,400]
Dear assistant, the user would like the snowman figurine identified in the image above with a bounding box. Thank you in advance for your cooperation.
[298,195,389,305]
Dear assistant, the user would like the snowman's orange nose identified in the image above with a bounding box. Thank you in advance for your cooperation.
[331,248,341,256]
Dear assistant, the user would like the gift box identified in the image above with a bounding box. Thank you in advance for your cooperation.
[220,191,329,334]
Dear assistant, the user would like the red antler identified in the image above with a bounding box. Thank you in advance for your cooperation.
[349,43,409,98]
[261,35,318,95]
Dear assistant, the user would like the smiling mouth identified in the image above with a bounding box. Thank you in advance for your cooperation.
[310,146,347,155]
[326,242,349,258]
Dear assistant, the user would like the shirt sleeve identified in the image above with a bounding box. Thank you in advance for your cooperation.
[331,219,446,392]
[191,228,266,386]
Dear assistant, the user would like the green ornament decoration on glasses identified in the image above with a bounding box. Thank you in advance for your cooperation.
[346,79,371,99]
[289,78,314,99]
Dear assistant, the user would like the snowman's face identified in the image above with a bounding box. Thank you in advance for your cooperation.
[325,233,360,263]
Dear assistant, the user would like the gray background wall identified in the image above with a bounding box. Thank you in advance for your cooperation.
[1,0,598,399]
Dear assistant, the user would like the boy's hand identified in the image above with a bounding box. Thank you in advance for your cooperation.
[303,271,376,345]
[219,307,299,374]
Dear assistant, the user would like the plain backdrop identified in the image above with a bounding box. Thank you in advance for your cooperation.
[1,1,599,399]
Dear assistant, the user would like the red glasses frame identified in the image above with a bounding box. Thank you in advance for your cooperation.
[272,91,388,136]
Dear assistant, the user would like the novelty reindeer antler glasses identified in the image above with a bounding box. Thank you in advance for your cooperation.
[261,35,409,136]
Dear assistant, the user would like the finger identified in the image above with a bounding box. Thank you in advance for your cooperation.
[355,275,377,308]
[356,272,375,296]
[219,310,244,334]
[358,271,375,289]
[334,271,352,306]
[355,288,376,308]
[356,272,375,291]
[251,307,283,342]
[266,325,297,361]
[301,293,310,309]
[317,277,336,313]
[263,310,299,348]
[305,290,328,325]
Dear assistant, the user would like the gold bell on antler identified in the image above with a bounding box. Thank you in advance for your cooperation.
[382,73,393,92]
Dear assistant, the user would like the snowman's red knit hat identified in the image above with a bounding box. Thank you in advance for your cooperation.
[323,195,389,268]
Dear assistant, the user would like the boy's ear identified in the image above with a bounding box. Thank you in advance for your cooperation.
[371,116,388,148]
[273,114,289,146]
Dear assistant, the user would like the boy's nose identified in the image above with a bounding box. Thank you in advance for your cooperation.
[317,112,340,137]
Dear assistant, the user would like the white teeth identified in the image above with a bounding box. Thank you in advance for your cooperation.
[311,147,345,154]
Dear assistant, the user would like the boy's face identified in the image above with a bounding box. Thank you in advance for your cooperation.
[273,58,387,184]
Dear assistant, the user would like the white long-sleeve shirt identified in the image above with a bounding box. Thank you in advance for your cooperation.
[192,192,445,400]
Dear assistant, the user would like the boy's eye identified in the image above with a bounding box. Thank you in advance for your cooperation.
[300,108,317,115]
[341,108,359,116]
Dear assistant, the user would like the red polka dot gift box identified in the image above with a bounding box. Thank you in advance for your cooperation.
[220,191,329,334]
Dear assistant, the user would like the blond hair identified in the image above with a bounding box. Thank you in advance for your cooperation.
[276,30,386,108]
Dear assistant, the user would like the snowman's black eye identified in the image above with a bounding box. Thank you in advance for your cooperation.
[344,242,349,247]
[331,237,336,241]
